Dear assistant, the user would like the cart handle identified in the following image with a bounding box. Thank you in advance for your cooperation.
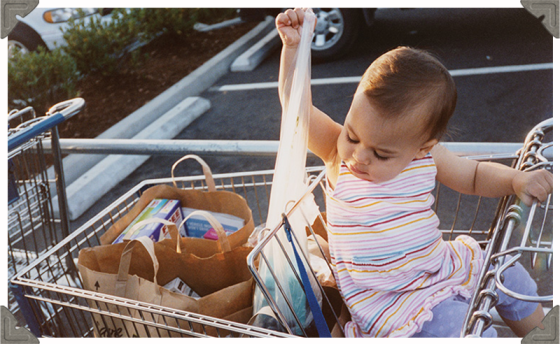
[8,98,85,152]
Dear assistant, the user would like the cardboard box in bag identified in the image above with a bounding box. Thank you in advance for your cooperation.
[182,207,244,239]
[113,199,184,244]
[163,277,200,299]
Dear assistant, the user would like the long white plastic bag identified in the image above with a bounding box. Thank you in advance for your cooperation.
[253,9,322,335]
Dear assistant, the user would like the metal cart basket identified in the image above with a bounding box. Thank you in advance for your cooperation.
[8,99,84,328]
[10,119,552,338]
[463,118,553,337]
[246,118,553,337]
[10,167,309,338]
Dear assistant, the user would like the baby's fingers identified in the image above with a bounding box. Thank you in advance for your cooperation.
[534,169,553,194]
[542,169,553,191]
[518,192,536,207]
[276,12,291,28]
[284,8,304,29]
[526,170,553,204]
[532,183,550,203]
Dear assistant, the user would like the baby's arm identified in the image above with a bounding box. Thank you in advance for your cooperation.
[432,144,552,205]
[276,9,341,164]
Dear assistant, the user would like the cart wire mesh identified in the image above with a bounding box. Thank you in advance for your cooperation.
[247,118,553,337]
[8,108,64,326]
[10,121,552,338]
[462,118,553,337]
[10,168,317,337]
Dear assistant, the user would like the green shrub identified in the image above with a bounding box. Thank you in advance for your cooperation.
[60,8,242,75]
[8,46,79,115]
[123,8,239,39]
[8,8,242,115]
[61,9,141,75]
[123,8,199,39]
[194,8,238,25]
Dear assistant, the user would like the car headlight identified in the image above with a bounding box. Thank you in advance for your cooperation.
[43,8,99,23]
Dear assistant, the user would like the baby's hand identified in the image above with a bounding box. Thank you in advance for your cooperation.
[276,8,313,47]
[512,169,553,206]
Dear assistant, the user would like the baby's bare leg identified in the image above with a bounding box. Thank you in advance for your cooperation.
[502,303,544,337]
[493,257,543,337]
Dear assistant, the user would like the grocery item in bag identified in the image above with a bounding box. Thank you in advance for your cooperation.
[113,199,184,244]
[163,277,200,298]
[100,155,254,259]
[79,219,254,337]
[182,207,244,238]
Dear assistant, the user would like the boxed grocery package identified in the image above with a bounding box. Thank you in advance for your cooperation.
[182,207,245,239]
[113,199,185,244]
[163,277,200,299]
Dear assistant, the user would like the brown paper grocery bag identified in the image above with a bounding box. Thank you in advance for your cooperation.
[78,219,254,337]
[322,286,350,337]
[100,155,254,258]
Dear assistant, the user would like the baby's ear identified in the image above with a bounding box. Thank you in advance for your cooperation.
[415,138,438,159]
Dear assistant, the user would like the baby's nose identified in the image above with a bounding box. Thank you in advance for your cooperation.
[353,149,370,165]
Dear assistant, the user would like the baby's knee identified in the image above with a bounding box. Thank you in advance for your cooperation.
[412,295,497,337]
[495,259,538,321]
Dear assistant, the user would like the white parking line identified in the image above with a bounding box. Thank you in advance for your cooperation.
[213,62,553,92]
[449,63,553,76]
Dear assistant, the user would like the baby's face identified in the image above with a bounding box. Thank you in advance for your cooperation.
[337,92,434,184]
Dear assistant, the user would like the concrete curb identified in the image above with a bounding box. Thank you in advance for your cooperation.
[231,28,281,72]
[54,97,211,220]
[48,16,276,189]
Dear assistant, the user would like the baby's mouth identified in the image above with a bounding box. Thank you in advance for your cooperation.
[348,163,368,176]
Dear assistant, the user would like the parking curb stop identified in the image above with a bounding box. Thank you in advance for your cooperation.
[231,27,281,72]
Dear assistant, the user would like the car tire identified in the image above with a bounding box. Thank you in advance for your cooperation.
[311,8,364,63]
[8,22,48,57]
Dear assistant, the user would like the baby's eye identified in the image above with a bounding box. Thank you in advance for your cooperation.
[374,151,389,161]
[346,133,359,144]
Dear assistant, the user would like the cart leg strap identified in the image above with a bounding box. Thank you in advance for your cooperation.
[283,214,332,337]
[9,282,42,338]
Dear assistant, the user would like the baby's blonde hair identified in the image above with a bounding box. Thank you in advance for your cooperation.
[359,46,457,141]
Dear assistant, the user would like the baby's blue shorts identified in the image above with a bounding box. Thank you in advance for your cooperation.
[411,257,538,338]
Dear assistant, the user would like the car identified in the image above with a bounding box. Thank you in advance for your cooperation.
[8,8,114,58]
[239,8,376,62]
[310,8,375,62]
[9,7,376,62]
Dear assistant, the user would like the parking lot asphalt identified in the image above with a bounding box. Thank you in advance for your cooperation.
[73,8,552,337]
[74,8,551,206]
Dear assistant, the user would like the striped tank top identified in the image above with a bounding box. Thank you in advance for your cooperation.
[326,154,484,337]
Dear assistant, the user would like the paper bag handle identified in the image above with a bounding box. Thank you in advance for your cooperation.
[171,154,216,192]
[179,210,232,253]
[123,217,181,252]
[116,236,160,297]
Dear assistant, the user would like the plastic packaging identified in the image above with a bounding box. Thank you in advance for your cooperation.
[253,9,322,335]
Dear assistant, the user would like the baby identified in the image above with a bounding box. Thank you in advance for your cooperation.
[276,8,553,338]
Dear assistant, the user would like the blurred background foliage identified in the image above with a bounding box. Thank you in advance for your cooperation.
[8,8,239,115]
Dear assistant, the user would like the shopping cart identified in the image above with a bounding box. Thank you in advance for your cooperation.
[462,118,553,337]
[246,118,553,337]
[7,98,85,330]
[9,119,552,338]
[9,166,310,337]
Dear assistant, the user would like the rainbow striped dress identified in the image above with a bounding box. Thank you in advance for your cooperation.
[325,154,484,337]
